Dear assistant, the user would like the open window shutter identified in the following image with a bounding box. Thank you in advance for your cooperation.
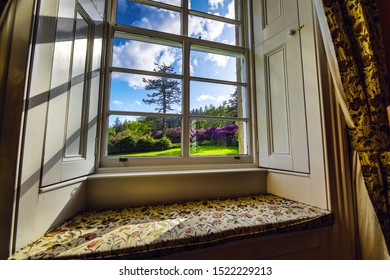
[42,0,104,186]
[254,0,309,173]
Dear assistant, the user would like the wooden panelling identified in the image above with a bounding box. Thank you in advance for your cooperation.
[265,46,290,156]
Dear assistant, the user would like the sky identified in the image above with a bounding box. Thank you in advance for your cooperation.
[110,0,242,125]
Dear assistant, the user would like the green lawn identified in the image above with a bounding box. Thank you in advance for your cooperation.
[190,145,238,155]
[116,145,239,157]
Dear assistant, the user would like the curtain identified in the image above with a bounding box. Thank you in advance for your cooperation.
[315,0,390,258]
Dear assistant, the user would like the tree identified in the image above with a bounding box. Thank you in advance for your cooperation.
[227,90,238,117]
[113,117,122,133]
[142,63,181,137]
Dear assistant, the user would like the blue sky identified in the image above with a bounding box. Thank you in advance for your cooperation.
[110,0,240,125]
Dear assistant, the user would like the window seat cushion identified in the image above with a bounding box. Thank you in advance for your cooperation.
[9,194,333,260]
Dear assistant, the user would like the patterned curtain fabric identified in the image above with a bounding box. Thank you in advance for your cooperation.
[321,0,390,253]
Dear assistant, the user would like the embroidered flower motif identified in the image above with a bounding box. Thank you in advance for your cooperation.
[87,239,102,249]
[102,218,119,225]
[119,218,132,226]
[129,231,142,238]
[81,233,97,241]
[45,229,67,237]
[256,217,265,223]
[177,223,186,229]
[184,227,195,234]
[179,210,192,216]
[66,221,81,228]
[150,215,161,221]
[212,212,223,219]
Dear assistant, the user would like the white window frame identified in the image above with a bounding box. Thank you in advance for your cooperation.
[99,0,256,169]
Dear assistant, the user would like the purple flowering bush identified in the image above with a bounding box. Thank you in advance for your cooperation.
[152,127,182,143]
[190,124,238,146]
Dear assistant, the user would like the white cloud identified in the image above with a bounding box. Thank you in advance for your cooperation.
[226,1,235,19]
[136,10,180,34]
[135,101,141,105]
[209,0,224,10]
[113,38,178,72]
[112,40,181,88]
[197,94,213,101]
[189,16,225,42]
[112,72,144,89]
[197,94,227,104]
[113,3,234,89]
[216,95,227,103]
[112,100,124,106]
[206,53,230,67]
[109,115,137,127]
[112,8,182,88]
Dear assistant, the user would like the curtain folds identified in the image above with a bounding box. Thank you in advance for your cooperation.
[315,0,390,256]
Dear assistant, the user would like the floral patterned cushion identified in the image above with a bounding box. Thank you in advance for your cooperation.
[9,194,333,259]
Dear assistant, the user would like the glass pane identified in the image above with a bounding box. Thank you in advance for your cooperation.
[190,0,238,20]
[108,115,182,157]
[116,0,181,34]
[190,119,248,156]
[190,81,247,118]
[112,36,182,74]
[189,15,238,45]
[190,49,244,82]
[151,0,181,6]
[110,72,182,114]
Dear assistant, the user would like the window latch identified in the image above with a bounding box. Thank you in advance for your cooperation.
[288,25,304,36]
[119,157,128,163]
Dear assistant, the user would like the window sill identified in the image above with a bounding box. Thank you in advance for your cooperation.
[94,163,265,176]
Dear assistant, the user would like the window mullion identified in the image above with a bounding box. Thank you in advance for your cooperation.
[110,0,117,25]
[188,10,239,26]
[130,0,182,12]
[114,26,183,46]
[110,67,183,80]
[182,0,188,37]
[180,1,190,158]
[108,110,183,119]
[190,76,247,87]
[189,115,250,122]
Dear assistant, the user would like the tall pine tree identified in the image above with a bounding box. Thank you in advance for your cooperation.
[142,63,181,137]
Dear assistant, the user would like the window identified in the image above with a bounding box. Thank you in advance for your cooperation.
[102,0,253,167]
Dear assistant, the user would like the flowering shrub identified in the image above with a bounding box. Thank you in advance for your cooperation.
[190,124,238,146]
[152,127,181,143]
[167,127,181,143]
[108,124,238,155]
